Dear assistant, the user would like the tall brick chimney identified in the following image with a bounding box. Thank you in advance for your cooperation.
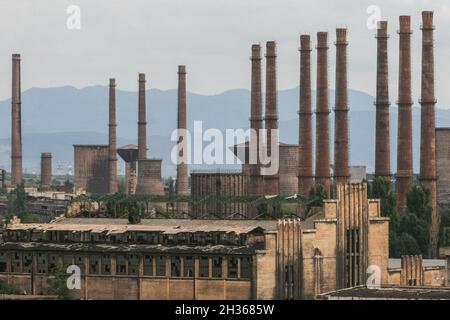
[138,73,147,160]
[396,16,414,213]
[315,32,331,194]
[176,65,189,215]
[375,21,391,178]
[298,35,314,198]
[11,53,22,187]
[264,41,279,195]
[108,78,118,194]
[249,44,263,197]
[40,152,52,191]
[419,11,438,257]
[333,28,350,183]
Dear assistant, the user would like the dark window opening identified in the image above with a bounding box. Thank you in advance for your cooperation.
[184,256,194,278]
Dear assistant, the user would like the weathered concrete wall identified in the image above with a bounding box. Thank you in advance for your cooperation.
[135,159,165,196]
[73,145,109,195]
[436,128,450,205]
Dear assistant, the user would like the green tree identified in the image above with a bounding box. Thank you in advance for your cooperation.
[7,182,28,219]
[439,207,450,247]
[305,184,327,215]
[45,265,72,300]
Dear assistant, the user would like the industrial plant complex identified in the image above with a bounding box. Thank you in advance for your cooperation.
[1,10,450,301]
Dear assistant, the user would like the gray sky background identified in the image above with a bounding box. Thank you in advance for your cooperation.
[0,0,449,106]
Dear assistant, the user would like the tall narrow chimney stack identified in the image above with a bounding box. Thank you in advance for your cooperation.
[315,32,331,194]
[419,11,438,257]
[176,65,189,215]
[108,78,118,194]
[298,35,314,197]
[249,44,263,196]
[264,41,279,195]
[334,28,350,183]
[138,73,147,160]
[40,152,52,191]
[11,53,22,187]
[396,16,413,213]
[375,21,391,178]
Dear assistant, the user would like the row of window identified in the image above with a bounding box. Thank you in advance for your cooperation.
[5,230,248,246]
[0,251,252,280]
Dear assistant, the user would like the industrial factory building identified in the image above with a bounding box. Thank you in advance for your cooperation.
[0,183,446,300]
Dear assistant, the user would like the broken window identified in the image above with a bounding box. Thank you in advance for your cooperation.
[199,256,209,278]
[228,257,238,278]
[48,254,59,271]
[0,252,7,273]
[37,253,48,274]
[128,254,140,275]
[184,256,194,278]
[23,254,33,273]
[143,255,154,276]
[171,256,181,277]
[212,257,223,278]
[11,252,22,273]
[116,255,127,275]
[102,254,111,275]
[74,255,85,275]
[89,255,100,275]
[156,256,166,277]
[240,256,251,279]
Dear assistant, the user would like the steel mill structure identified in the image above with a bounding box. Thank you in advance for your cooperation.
[264,41,280,196]
[374,21,391,179]
[396,15,414,213]
[108,78,118,194]
[298,35,313,198]
[176,65,189,216]
[419,11,438,257]
[333,28,350,183]
[11,54,22,187]
[3,10,442,258]
[39,153,52,192]
[315,32,331,195]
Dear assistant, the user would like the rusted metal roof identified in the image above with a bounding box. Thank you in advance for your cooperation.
[7,220,271,235]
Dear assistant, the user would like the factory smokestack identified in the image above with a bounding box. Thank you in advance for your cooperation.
[249,44,263,197]
[419,11,438,257]
[375,21,391,178]
[176,65,189,215]
[264,41,279,195]
[108,78,118,194]
[333,28,350,183]
[298,35,313,198]
[138,73,147,160]
[396,16,413,213]
[40,152,52,191]
[315,32,331,194]
[11,53,22,187]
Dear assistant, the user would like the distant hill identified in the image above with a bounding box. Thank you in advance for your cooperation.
[1,85,450,177]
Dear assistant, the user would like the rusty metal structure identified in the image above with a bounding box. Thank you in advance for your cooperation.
[249,44,263,197]
[11,53,22,187]
[298,34,314,198]
[73,145,109,195]
[135,159,165,196]
[191,172,248,218]
[117,144,138,195]
[108,78,118,194]
[138,73,147,160]
[176,65,189,215]
[39,152,52,191]
[315,32,331,194]
[419,11,438,257]
[264,41,279,195]
[333,28,350,183]
[396,16,413,213]
[375,21,391,178]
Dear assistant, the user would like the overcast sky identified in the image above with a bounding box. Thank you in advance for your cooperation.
[0,0,449,106]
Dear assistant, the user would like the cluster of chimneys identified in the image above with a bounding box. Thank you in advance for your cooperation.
[248,12,437,235]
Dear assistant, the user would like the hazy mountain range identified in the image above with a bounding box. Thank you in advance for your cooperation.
[1,85,450,177]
